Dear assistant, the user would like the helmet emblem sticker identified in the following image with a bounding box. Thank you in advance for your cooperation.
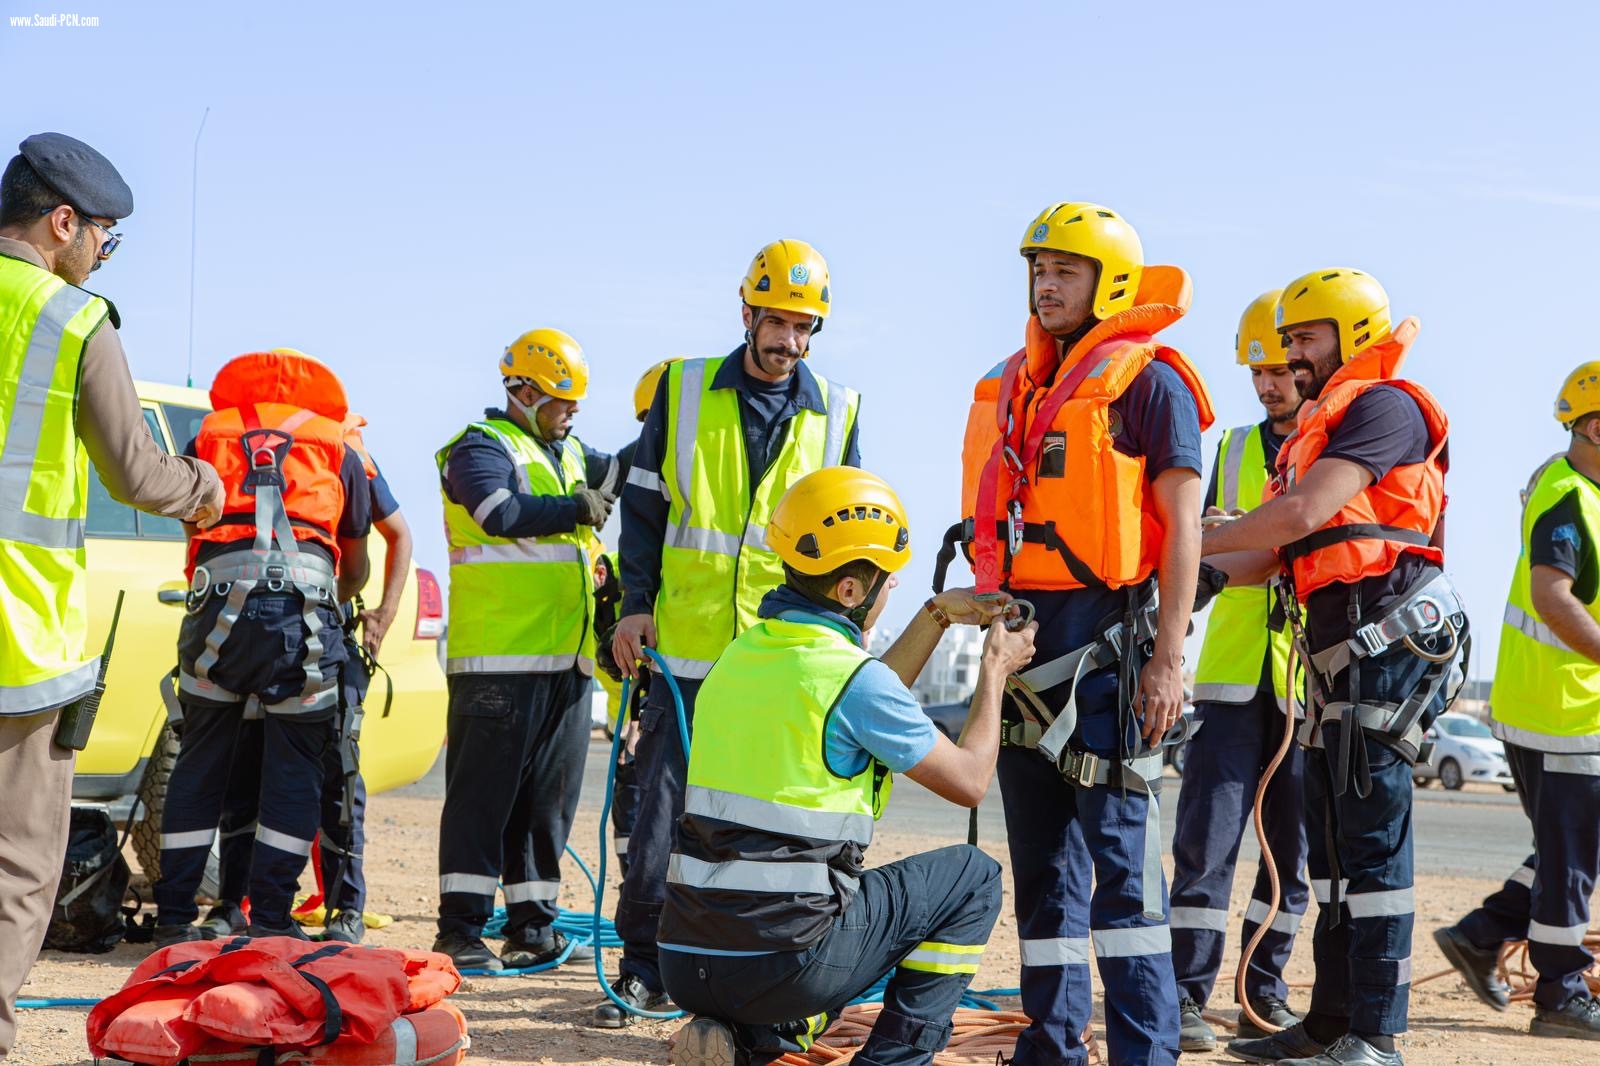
[1248,340,1266,363]
[790,264,810,285]
[1274,304,1285,326]
[1031,223,1049,243]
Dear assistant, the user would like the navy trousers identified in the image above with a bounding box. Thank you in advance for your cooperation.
[999,742,1179,1066]
[662,845,1002,1066]
[218,637,370,913]
[1302,645,1443,1037]
[1169,688,1308,1007]
[614,672,703,992]
[436,668,590,941]
[156,590,344,929]
[1456,741,1600,1009]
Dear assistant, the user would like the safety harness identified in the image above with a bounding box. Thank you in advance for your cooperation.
[182,407,341,717]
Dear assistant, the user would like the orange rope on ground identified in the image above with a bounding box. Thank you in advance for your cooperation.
[773,1006,1100,1065]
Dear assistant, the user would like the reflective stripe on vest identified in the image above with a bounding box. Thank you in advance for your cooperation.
[655,357,859,679]
[1192,423,1295,707]
[0,255,107,714]
[437,419,595,676]
[658,614,886,953]
[1489,457,1600,746]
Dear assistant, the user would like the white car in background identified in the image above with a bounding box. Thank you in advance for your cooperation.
[1414,712,1516,792]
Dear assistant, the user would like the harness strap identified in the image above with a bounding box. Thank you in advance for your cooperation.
[1310,569,1465,677]
[1048,748,1168,919]
[1281,522,1431,564]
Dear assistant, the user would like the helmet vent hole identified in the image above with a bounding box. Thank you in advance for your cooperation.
[1065,214,1084,225]
[822,516,836,528]
[1292,286,1310,300]
[1109,288,1126,303]
[1112,272,1130,283]
[1354,330,1371,348]
[796,533,821,560]
[854,506,867,521]
[1096,210,1114,219]
[1352,317,1369,331]
[1321,272,1340,282]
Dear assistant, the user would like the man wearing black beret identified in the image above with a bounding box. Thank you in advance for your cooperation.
[0,132,223,1059]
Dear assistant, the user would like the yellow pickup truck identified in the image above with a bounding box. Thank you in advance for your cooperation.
[72,380,447,879]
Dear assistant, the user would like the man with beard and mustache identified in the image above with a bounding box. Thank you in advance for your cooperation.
[962,203,1212,1066]
[602,240,862,1026]
[1201,270,1469,1066]
[0,132,222,1058]
[432,329,619,971]
[1170,290,1310,1052]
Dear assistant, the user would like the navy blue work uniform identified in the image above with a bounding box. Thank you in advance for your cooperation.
[1298,387,1448,1041]
[154,444,371,931]
[435,411,617,945]
[214,464,399,917]
[1169,426,1309,1009]
[1456,485,1600,1012]
[998,361,1200,1066]
[614,353,861,997]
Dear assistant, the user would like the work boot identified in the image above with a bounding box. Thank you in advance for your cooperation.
[501,929,593,968]
[1530,993,1600,1041]
[246,919,311,941]
[1237,996,1303,1041]
[197,901,247,940]
[152,923,203,949]
[431,930,503,973]
[593,973,671,1028]
[323,909,365,944]
[669,1016,739,1066]
[1180,996,1216,1052]
[1277,1033,1403,1065]
[1228,1021,1329,1063]
[1432,925,1510,1010]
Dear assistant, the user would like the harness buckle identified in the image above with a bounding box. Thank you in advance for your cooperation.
[265,563,288,594]
[1056,748,1101,788]
[1353,622,1389,658]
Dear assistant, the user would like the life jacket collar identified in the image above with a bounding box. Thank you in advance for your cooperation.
[1024,263,1192,385]
[210,350,349,422]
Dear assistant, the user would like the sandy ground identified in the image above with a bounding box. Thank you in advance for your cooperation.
[11,771,1599,1065]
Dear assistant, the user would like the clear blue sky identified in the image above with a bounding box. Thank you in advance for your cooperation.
[8,1,1596,676]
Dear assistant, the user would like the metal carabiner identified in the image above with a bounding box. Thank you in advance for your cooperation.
[1004,598,1036,632]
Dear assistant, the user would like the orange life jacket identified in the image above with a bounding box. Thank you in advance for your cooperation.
[342,412,379,480]
[1272,317,1448,600]
[960,265,1215,592]
[86,936,462,1066]
[187,352,352,577]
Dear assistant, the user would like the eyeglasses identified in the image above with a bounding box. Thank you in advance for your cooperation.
[77,214,122,259]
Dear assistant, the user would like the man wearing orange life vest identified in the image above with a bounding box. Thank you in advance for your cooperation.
[960,203,1212,1066]
[153,350,373,946]
[1201,271,1469,1066]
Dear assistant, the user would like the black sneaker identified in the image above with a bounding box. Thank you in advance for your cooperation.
[323,909,365,944]
[432,930,503,972]
[669,1016,739,1066]
[593,973,671,1028]
[1278,1033,1403,1065]
[246,920,311,941]
[197,902,247,940]
[1238,996,1303,1041]
[152,923,202,949]
[1531,993,1600,1041]
[1432,925,1510,1011]
[1228,1021,1329,1063]
[1180,995,1216,1052]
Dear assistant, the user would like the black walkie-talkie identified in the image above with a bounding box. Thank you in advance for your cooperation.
[54,590,125,751]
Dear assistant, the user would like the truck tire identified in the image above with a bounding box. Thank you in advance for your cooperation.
[131,723,180,881]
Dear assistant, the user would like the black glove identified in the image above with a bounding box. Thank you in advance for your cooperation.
[1193,561,1230,612]
[573,487,614,527]
[596,623,625,683]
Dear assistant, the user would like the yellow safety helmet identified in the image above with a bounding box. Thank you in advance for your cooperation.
[1019,202,1144,318]
[1236,289,1287,366]
[1556,361,1600,428]
[500,328,588,401]
[633,357,684,422]
[767,467,912,577]
[739,239,832,321]
[1275,268,1391,362]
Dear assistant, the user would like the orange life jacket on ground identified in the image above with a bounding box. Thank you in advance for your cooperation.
[187,352,352,577]
[86,936,462,1066]
[1272,317,1448,600]
[960,265,1215,592]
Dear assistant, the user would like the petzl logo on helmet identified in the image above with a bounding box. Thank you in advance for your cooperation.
[1031,223,1049,243]
[1248,340,1266,364]
[790,264,810,285]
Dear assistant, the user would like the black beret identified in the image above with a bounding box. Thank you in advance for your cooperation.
[17,132,133,220]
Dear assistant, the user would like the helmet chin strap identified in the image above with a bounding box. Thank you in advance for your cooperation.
[825,569,889,631]
[506,383,553,440]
